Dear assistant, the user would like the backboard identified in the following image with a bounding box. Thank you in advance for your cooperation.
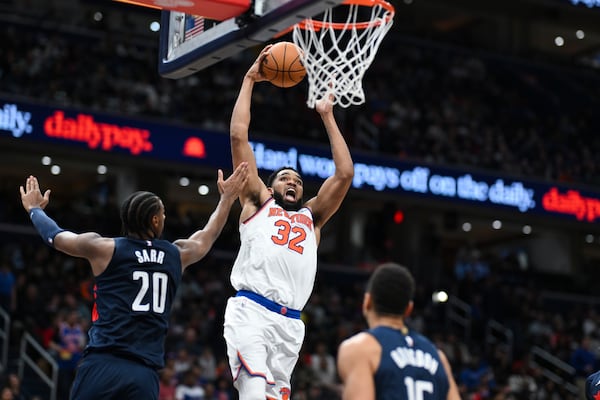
[158,0,345,79]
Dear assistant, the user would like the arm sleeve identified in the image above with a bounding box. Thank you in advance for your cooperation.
[29,207,65,247]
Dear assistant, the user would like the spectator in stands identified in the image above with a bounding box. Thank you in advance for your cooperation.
[175,367,205,400]
[197,347,218,384]
[458,350,494,394]
[158,366,177,400]
[309,341,338,392]
[0,261,16,313]
[48,308,86,399]
[173,348,195,377]
[4,374,24,400]
[571,335,599,398]
[0,387,12,400]
[506,362,538,398]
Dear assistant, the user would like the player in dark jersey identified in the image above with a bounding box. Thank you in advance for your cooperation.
[586,370,600,399]
[337,263,461,400]
[19,163,248,400]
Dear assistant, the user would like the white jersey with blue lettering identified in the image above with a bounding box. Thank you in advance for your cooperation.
[230,197,318,311]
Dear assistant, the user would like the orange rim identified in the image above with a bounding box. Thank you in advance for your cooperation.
[295,0,394,31]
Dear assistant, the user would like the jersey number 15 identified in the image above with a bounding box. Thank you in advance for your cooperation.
[404,377,434,400]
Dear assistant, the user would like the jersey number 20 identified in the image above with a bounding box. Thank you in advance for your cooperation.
[132,271,168,313]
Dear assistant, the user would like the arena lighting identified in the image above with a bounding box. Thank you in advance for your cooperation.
[522,225,532,235]
[576,30,585,39]
[555,36,565,47]
[150,21,160,32]
[585,234,594,243]
[41,156,51,166]
[97,165,107,175]
[432,291,449,303]
[198,185,209,195]
[50,165,61,175]
[462,222,472,232]
[492,220,502,229]
[393,210,404,224]
[179,177,190,187]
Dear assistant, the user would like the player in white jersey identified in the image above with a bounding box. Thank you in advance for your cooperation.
[224,44,354,400]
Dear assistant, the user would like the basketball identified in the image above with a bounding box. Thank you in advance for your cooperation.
[260,42,306,88]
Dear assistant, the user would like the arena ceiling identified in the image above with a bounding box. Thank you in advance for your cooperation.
[394,0,600,68]
[2,0,599,68]
[97,0,600,69]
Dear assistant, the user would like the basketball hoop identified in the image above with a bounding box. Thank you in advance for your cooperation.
[291,0,394,108]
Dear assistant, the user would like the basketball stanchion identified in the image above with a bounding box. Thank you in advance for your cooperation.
[291,0,395,108]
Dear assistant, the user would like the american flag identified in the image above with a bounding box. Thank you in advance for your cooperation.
[184,15,205,41]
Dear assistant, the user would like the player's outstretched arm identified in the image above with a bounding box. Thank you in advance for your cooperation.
[305,93,354,230]
[337,332,378,400]
[230,45,272,205]
[20,175,114,276]
[175,162,249,269]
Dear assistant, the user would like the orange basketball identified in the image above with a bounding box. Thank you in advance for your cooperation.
[260,42,306,88]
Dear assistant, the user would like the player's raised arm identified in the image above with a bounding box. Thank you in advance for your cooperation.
[304,93,354,230]
[337,332,378,400]
[230,45,272,205]
[19,176,113,276]
[175,163,248,269]
[438,349,461,400]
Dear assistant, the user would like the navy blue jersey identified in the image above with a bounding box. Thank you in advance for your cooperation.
[586,370,600,400]
[85,237,182,369]
[368,326,450,400]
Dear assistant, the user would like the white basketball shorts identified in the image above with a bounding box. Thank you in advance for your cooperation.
[223,295,305,399]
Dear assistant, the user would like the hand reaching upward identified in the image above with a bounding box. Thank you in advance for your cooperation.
[20,175,51,212]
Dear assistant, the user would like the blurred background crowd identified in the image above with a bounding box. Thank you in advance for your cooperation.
[2,16,600,188]
[0,0,600,399]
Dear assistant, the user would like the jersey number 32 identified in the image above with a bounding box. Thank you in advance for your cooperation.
[271,220,307,254]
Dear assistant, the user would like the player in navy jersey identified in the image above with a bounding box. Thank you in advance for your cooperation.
[337,263,461,400]
[19,163,248,400]
[586,370,600,399]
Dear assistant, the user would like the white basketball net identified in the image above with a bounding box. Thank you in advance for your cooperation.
[292,0,394,108]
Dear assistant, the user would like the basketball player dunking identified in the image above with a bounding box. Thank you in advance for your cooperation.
[19,164,248,400]
[223,45,354,400]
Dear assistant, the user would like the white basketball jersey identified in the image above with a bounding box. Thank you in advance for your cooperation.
[230,197,318,310]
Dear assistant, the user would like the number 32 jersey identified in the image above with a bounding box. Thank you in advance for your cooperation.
[230,197,318,311]
[86,237,182,369]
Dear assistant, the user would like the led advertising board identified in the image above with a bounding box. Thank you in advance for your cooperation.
[2,99,599,223]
